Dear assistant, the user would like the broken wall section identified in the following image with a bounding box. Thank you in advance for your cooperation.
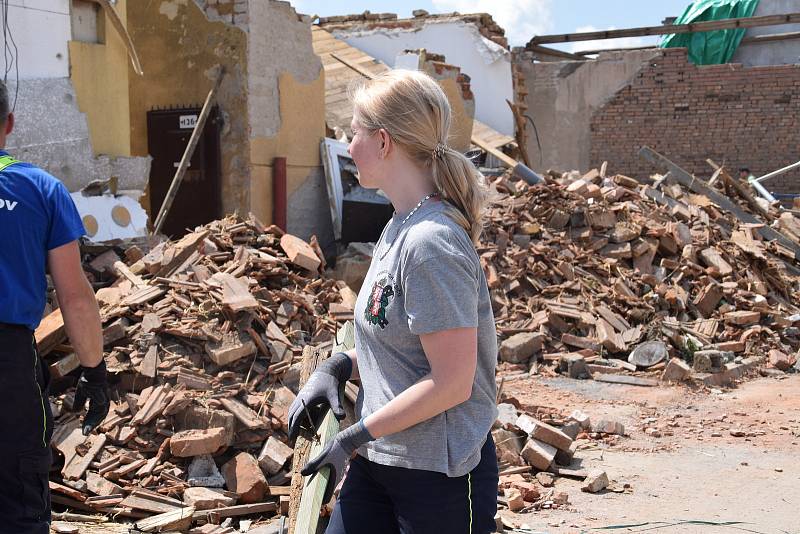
[246,1,328,246]
[591,48,800,195]
[319,12,515,136]
[126,0,250,218]
[7,77,150,194]
[515,49,660,174]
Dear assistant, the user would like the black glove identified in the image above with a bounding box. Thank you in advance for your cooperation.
[288,352,352,442]
[73,359,110,436]
[301,419,374,503]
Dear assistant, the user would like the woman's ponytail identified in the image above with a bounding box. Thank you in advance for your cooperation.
[431,144,487,243]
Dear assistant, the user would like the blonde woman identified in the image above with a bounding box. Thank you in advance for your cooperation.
[288,70,498,533]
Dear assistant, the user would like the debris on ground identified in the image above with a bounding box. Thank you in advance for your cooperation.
[482,166,800,388]
[39,214,350,529]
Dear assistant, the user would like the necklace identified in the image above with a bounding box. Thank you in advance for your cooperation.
[400,192,438,226]
[378,192,439,259]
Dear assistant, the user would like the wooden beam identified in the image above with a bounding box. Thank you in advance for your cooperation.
[576,45,658,56]
[529,13,800,46]
[330,52,380,79]
[527,44,587,61]
[638,146,800,259]
[94,0,143,75]
[152,67,225,234]
[706,159,771,220]
[575,30,800,56]
[471,135,517,168]
[289,322,354,534]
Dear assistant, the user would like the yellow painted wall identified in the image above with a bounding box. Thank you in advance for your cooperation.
[69,0,131,157]
[250,72,326,223]
[126,1,250,216]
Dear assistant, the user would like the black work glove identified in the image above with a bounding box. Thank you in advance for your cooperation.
[301,420,374,503]
[287,352,352,442]
[73,359,110,435]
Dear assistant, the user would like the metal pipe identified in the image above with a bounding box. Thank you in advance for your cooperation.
[273,157,287,231]
[753,159,800,183]
[747,176,776,203]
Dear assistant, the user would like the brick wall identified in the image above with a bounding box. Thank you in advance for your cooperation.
[590,48,800,197]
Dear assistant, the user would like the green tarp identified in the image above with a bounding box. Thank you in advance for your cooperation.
[660,0,761,65]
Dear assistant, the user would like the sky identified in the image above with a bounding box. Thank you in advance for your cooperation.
[289,0,695,51]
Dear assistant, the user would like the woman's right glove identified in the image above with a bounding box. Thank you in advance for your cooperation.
[287,351,352,441]
[301,419,374,503]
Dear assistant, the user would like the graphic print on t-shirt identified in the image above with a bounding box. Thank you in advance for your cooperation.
[364,272,397,329]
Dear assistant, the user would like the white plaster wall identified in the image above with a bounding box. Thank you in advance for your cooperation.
[4,0,71,79]
[333,21,514,135]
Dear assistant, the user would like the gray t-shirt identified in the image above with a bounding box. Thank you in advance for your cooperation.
[354,198,498,477]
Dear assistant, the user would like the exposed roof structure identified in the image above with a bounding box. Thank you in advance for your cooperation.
[316,10,510,50]
[311,25,514,152]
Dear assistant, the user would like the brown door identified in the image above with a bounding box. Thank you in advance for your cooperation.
[146,107,222,238]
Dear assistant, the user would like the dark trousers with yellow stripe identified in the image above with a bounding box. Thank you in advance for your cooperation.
[326,434,498,534]
[0,324,53,534]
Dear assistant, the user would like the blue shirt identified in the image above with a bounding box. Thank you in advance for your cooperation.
[0,151,85,330]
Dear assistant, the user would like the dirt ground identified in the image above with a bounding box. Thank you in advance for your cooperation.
[498,373,800,534]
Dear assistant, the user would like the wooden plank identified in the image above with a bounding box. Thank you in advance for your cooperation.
[527,44,587,61]
[471,134,518,168]
[191,502,277,520]
[35,308,66,356]
[113,260,147,288]
[290,322,354,534]
[134,506,195,532]
[706,159,771,219]
[576,30,800,56]
[121,490,184,514]
[529,13,800,45]
[593,374,659,387]
[63,432,107,480]
[639,146,800,259]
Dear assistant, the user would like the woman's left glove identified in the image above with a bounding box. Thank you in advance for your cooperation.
[301,420,374,503]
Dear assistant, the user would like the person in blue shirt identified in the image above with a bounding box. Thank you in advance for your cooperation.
[0,81,109,533]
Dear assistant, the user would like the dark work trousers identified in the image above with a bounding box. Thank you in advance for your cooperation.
[0,324,53,534]
[327,434,498,534]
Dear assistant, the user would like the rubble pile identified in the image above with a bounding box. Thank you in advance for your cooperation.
[41,214,356,531]
[492,401,628,522]
[482,168,800,387]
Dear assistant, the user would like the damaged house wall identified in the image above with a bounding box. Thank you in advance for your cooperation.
[4,0,149,193]
[591,47,800,195]
[125,0,249,217]
[246,1,329,245]
[320,15,514,136]
[515,49,660,174]
[68,0,327,241]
